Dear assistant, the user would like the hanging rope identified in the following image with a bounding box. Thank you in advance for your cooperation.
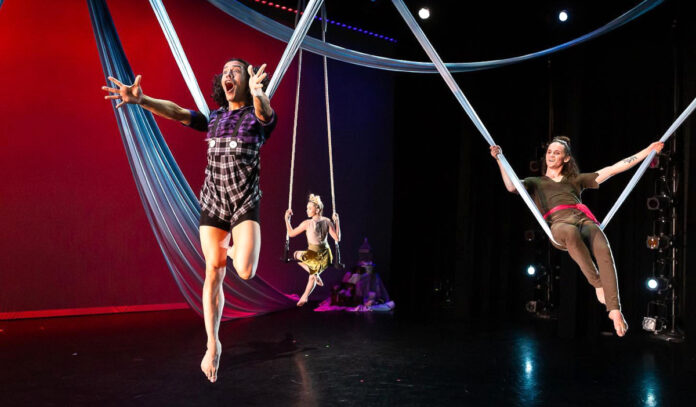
[282,0,305,263]
[288,53,302,212]
[321,7,336,216]
[321,5,344,269]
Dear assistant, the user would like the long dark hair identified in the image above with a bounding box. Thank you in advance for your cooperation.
[211,58,270,109]
[541,136,580,178]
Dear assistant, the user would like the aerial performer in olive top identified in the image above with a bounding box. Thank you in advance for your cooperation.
[102,59,275,383]
[285,194,341,306]
[490,136,664,337]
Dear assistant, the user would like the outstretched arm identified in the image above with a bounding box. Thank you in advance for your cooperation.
[595,141,664,184]
[102,75,192,125]
[490,145,518,193]
[248,64,274,123]
[329,213,341,242]
[285,210,307,238]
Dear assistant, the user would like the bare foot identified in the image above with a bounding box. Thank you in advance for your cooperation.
[297,296,308,307]
[608,310,628,337]
[201,342,221,383]
[595,287,606,305]
[315,275,324,287]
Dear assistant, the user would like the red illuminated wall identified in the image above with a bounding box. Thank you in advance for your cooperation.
[0,0,393,316]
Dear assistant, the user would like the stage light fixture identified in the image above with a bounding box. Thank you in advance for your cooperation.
[526,265,536,276]
[523,229,536,242]
[649,154,660,169]
[558,11,569,22]
[418,8,430,20]
[525,300,537,313]
[646,235,659,250]
[642,316,665,333]
[646,234,670,250]
[646,277,670,292]
[646,193,672,211]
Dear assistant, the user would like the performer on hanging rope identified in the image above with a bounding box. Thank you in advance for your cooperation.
[102,59,274,383]
[490,136,663,337]
[284,194,340,306]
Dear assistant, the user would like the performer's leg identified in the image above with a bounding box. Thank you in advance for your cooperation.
[294,250,307,261]
[230,220,261,280]
[199,225,229,383]
[292,252,316,306]
[223,232,234,259]
[582,222,627,336]
[298,274,318,307]
[552,223,606,305]
[580,222,620,311]
[552,223,602,286]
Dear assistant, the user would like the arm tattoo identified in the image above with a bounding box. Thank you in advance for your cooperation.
[622,156,638,165]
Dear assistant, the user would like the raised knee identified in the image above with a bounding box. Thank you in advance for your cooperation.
[236,263,256,280]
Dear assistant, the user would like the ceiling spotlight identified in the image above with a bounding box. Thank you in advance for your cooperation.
[558,10,569,22]
[418,8,430,20]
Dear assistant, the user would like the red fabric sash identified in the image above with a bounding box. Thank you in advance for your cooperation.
[543,203,599,224]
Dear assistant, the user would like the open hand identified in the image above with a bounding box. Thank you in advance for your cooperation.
[102,75,143,108]
[248,64,267,97]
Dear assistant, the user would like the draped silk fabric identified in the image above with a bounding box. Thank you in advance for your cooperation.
[207,0,663,73]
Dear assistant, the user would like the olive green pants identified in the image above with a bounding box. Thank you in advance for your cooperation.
[551,212,620,311]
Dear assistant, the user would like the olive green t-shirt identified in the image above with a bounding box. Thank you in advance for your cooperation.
[523,173,599,223]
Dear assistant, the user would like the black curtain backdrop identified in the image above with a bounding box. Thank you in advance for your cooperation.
[390,0,695,345]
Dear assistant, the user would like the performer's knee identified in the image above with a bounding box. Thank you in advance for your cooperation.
[205,265,226,283]
[235,260,256,280]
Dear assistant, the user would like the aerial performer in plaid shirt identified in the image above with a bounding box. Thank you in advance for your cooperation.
[284,194,341,306]
[102,59,275,383]
[490,137,663,337]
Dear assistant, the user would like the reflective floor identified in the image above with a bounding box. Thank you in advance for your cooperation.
[1,308,695,406]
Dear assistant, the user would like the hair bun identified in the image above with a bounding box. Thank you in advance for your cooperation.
[308,194,324,211]
[554,135,571,145]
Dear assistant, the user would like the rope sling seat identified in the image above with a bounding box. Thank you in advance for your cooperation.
[282,2,344,269]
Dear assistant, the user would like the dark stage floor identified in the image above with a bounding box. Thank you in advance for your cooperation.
[2,307,695,406]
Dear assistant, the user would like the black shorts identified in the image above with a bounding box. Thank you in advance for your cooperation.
[199,205,260,232]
